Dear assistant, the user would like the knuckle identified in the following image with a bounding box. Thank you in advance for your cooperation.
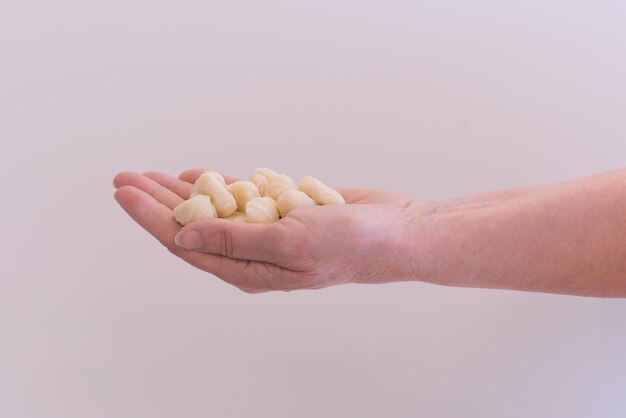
[165,240,180,256]
[217,227,236,258]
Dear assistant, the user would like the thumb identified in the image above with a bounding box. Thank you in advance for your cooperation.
[175,219,289,262]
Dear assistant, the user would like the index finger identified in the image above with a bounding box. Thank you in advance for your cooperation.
[143,171,193,200]
[113,185,286,291]
[113,171,184,210]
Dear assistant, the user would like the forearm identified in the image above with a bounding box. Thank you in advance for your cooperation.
[409,168,626,297]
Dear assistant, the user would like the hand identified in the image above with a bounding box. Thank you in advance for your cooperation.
[113,169,419,293]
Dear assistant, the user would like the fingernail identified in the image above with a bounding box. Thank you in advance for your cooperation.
[175,230,202,249]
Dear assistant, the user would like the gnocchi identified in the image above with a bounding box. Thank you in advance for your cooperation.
[263,173,296,200]
[190,170,225,197]
[245,197,280,224]
[172,168,345,225]
[276,189,317,217]
[298,176,345,205]
[173,194,218,225]
[228,181,261,212]
[250,167,278,196]
[191,171,237,217]
[225,211,248,222]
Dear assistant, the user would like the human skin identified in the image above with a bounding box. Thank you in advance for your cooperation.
[113,168,626,297]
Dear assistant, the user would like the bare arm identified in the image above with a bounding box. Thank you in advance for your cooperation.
[113,168,626,297]
[410,168,626,297]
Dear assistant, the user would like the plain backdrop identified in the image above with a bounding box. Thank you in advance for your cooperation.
[1,1,625,417]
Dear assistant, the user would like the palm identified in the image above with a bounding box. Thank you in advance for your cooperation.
[113,169,415,292]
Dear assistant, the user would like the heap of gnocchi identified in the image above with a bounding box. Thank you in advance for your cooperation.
[173,168,345,225]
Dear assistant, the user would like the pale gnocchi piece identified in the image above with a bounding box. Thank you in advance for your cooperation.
[173,194,218,226]
[227,181,260,212]
[190,170,226,197]
[190,171,237,217]
[246,196,279,224]
[225,211,248,223]
[250,167,278,196]
[276,189,317,217]
[298,176,345,205]
[264,173,296,200]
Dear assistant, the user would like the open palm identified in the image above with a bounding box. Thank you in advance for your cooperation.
[113,169,417,293]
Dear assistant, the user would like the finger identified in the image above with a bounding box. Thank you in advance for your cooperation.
[114,186,290,292]
[179,168,239,185]
[143,171,193,200]
[114,185,186,248]
[114,186,251,281]
[113,171,183,210]
[175,218,293,263]
[334,188,389,204]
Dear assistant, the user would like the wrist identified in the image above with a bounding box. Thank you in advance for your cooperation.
[349,201,435,285]
[365,200,443,285]
[397,200,442,284]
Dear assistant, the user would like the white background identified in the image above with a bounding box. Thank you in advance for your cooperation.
[1,1,625,417]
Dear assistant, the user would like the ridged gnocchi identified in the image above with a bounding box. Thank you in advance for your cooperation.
[245,197,280,224]
[173,194,218,225]
[172,168,344,225]
[228,181,260,212]
[276,189,317,217]
[189,171,237,217]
